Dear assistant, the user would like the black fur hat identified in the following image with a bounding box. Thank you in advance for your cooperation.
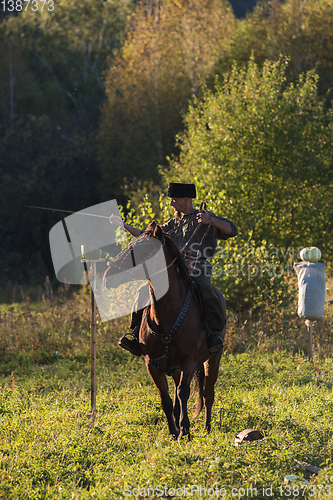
[167,183,196,198]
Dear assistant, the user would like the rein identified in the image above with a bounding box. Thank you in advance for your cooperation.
[164,201,206,237]
[106,236,177,280]
[105,228,201,376]
[108,201,210,274]
[166,202,211,272]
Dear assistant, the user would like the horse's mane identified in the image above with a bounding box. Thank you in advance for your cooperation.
[142,227,190,280]
[164,234,190,280]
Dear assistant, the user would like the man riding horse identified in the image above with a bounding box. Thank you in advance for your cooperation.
[109,182,238,356]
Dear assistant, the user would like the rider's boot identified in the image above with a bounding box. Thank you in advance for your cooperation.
[205,322,224,355]
[118,323,141,356]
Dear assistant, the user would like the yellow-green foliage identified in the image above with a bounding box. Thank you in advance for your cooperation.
[163,57,333,259]
[222,0,333,97]
[98,0,235,199]
[211,234,295,316]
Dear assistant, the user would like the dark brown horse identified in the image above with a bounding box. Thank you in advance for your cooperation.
[103,221,226,440]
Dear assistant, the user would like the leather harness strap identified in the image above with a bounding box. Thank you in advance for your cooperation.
[149,281,196,375]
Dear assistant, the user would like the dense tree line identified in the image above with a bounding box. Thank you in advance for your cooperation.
[98,0,236,202]
[0,0,133,283]
[0,0,333,287]
[215,0,333,97]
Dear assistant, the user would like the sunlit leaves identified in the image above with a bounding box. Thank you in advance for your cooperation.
[164,58,333,257]
[98,0,236,200]
[219,0,333,97]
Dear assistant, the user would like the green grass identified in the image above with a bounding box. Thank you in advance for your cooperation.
[1,285,333,499]
[2,350,333,498]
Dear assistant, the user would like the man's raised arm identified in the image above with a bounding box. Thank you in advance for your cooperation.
[109,214,143,238]
[196,211,237,236]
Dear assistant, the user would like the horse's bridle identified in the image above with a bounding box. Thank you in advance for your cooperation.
[106,233,176,281]
[107,201,210,276]
[148,279,196,376]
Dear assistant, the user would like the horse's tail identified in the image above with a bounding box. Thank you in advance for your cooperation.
[193,364,205,418]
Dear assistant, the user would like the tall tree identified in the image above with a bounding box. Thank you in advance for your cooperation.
[1,0,133,128]
[98,0,236,202]
[0,0,132,283]
[163,58,333,257]
[215,0,333,97]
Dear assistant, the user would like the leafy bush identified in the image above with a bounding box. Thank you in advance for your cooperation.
[211,234,295,316]
[163,57,333,259]
[119,195,296,318]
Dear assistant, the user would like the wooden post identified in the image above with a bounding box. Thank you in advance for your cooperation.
[305,319,314,363]
[82,257,105,424]
[309,322,313,363]
[90,261,97,422]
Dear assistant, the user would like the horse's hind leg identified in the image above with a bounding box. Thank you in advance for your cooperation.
[203,352,222,433]
[147,363,179,438]
[177,356,196,441]
[193,364,204,420]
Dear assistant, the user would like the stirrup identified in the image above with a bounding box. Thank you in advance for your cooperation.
[205,322,224,354]
[207,334,223,354]
[122,332,137,341]
[118,332,141,356]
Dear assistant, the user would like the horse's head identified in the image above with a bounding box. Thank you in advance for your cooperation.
[103,220,165,290]
[103,219,190,290]
[143,220,164,241]
[144,220,190,280]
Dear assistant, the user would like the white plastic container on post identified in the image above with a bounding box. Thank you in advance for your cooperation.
[293,247,325,361]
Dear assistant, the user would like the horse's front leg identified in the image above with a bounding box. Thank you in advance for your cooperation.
[203,352,222,432]
[171,369,181,429]
[177,356,196,441]
[146,360,179,439]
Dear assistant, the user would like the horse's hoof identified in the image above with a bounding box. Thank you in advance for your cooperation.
[204,424,211,433]
[178,431,191,442]
[169,426,179,440]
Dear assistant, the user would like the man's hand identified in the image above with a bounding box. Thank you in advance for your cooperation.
[109,215,142,237]
[196,211,211,225]
[109,214,123,226]
[197,210,233,234]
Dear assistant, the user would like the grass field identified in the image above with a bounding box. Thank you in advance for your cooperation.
[1,282,333,499]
